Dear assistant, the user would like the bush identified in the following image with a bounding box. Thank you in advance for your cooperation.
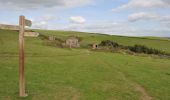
[39,34,49,40]
[127,44,166,55]
[99,40,119,48]
[98,40,169,56]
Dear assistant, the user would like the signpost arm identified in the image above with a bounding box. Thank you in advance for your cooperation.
[19,15,26,97]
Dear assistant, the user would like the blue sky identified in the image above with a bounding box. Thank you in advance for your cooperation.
[0,0,170,37]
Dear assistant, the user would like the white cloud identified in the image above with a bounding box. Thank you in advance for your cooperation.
[64,22,140,36]
[0,0,95,10]
[62,21,170,37]
[112,0,170,12]
[159,16,170,23]
[128,12,170,26]
[69,16,86,24]
[128,12,158,22]
[30,14,59,29]
[41,15,58,21]
[33,21,48,29]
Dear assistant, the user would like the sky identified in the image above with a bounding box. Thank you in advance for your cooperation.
[0,0,170,37]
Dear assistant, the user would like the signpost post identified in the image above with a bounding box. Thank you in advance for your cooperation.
[19,15,32,97]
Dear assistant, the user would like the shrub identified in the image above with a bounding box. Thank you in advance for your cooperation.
[39,34,49,40]
[98,40,169,56]
[127,44,165,55]
[99,40,119,48]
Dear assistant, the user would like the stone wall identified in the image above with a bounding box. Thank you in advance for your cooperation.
[0,24,19,30]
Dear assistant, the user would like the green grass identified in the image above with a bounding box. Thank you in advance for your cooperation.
[0,29,170,100]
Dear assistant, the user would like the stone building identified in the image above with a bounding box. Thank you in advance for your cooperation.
[65,37,80,48]
[92,43,98,50]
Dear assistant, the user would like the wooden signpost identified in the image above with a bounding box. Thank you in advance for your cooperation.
[19,15,32,97]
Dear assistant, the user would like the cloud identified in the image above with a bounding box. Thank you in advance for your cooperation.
[41,15,58,21]
[64,22,140,36]
[0,0,94,10]
[112,0,170,11]
[128,12,170,26]
[158,16,170,27]
[162,0,170,4]
[128,12,158,22]
[33,21,48,29]
[69,16,86,24]
[30,14,61,29]
[63,21,170,37]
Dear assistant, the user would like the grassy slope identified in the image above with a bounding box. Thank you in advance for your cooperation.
[36,30,170,53]
[0,29,170,100]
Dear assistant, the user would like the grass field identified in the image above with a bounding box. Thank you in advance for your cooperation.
[0,29,170,100]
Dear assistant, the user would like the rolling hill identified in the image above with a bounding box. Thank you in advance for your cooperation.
[0,29,170,100]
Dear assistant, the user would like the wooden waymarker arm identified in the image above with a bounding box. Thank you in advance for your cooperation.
[25,19,32,27]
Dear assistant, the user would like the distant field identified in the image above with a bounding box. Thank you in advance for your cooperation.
[0,29,170,100]
[143,36,170,41]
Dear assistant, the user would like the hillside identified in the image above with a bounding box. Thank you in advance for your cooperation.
[35,30,170,53]
[0,29,170,100]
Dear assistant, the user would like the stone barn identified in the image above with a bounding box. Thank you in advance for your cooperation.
[92,43,98,50]
[65,37,80,48]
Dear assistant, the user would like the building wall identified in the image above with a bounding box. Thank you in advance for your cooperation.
[66,38,80,48]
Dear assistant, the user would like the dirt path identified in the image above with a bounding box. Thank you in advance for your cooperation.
[118,71,153,100]
[135,83,152,100]
[97,57,152,100]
